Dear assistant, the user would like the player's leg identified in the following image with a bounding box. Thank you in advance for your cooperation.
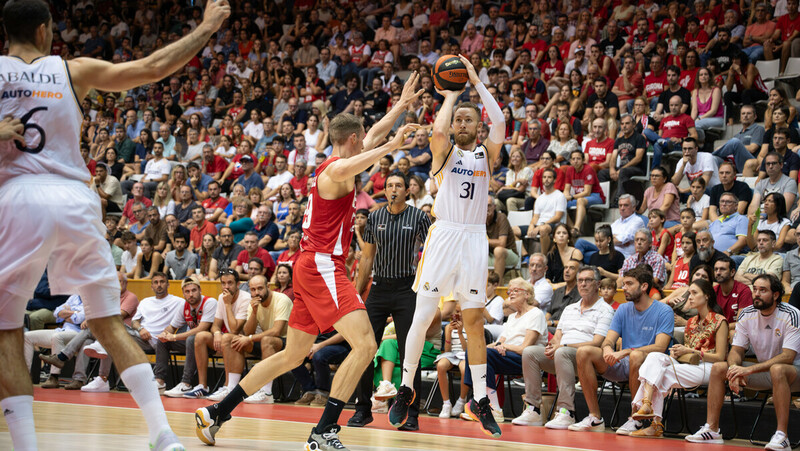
[313,309,377,432]
[0,315,38,451]
[195,326,316,445]
[461,305,502,438]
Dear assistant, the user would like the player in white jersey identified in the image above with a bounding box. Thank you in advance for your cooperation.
[388,55,506,437]
[0,1,230,450]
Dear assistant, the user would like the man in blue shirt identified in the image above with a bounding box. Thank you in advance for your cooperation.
[708,192,748,257]
[407,131,433,181]
[187,161,214,202]
[570,265,673,435]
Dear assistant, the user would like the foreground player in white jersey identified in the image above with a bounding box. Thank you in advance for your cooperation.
[0,1,229,450]
[388,55,505,437]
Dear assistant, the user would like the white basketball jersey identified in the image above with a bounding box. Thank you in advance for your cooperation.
[0,55,87,186]
[432,143,490,225]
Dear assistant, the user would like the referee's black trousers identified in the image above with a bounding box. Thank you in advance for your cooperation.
[353,276,422,418]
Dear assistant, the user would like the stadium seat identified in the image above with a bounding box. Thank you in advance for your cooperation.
[756,59,780,81]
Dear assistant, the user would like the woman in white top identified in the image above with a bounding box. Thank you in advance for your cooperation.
[496,148,534,212]
[406,174,434,209]
[302,113,326,152]
[547,121,580,165]
[243,109,264,140]
[464,277,547,418]
[152,181,175,219]
[748,192,791,251]
[215,135,237,161]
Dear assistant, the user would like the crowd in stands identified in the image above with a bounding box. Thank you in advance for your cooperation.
[12,0,800,447]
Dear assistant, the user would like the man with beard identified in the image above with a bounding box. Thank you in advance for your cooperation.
[388,56,505,437]
[570,265,673,435]
[686,274,800,450]
[159,276,217,398]
[713,256,754,328]
[690,230,727,272]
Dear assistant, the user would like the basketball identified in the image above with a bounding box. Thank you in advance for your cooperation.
[433,55,468,91]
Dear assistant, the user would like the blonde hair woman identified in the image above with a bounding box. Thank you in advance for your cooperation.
[496,148,534,212]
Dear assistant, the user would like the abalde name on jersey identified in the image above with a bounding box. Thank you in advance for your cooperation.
[1,71,67,100]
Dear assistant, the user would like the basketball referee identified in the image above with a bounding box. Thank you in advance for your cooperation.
[347,172,432,431]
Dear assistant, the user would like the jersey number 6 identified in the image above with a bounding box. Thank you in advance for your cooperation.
[15,107,48,154]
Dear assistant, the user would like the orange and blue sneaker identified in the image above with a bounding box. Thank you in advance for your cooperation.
[387,386,415,428]
[465,397,502,438]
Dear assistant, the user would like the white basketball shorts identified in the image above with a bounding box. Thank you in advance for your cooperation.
[0,175,120,329]
[412,220,488,309]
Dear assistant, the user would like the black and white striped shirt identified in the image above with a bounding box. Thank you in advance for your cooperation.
[363,205,431,279]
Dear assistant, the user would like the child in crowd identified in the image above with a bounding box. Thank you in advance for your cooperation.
[599,278,619,310]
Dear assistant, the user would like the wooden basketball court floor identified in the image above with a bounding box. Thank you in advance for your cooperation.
[0,388,755,450]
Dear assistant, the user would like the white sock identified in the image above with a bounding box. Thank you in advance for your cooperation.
[120,363,171,444]
[442,399,452,407]
[227,373,241,390]
[487,388,500,411]
[470,364,488,400]
[1,395,37,451]
[457,397,466,403]
[262,380,273,395]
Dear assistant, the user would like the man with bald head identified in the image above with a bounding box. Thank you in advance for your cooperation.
[221,275,292,403]
[653,95,698,169]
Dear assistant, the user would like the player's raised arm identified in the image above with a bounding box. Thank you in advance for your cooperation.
[326,123,421,183]
[430,88,461,160]
[67,0,230,100]
[362,72,425,152]
[459,54,505,165]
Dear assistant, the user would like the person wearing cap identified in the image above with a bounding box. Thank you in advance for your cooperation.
[564,45,588,76]
[159,275,218,398]
[232,154,264,193]
[91,161,125,218]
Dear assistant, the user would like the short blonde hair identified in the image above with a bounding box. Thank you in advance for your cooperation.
[508,277,536,305]
[329,113,363,145]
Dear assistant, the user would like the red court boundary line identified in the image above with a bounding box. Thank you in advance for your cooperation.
[31,388,743,450]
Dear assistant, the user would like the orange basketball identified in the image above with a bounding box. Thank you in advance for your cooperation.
[433,55,468,91]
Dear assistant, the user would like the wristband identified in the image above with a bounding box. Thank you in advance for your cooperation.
[249,334,254,342]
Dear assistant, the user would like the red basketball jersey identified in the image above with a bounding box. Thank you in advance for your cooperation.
[300,157,356,258]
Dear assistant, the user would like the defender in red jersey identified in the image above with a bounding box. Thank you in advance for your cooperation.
[195,72,424,451]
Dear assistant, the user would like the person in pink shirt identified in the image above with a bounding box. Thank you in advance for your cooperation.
[460,23,483,56]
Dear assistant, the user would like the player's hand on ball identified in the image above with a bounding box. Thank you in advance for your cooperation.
[458,54,481,86]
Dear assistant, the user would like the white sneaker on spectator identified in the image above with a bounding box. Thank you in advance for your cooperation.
[81,377,110,393]
[370,395,388,414]
[765,431,791,450]
[685,423,724,444]
[373,380,398,400]
[511,405,542,426]
[452,398,466,416]
[492,407,505,423]
[206,386,230,402]
[83,341,108,359]
[568,414,605,432]
[439,401,453,419]
[616,417,643,436]
[244,388,274,404]
[163,382,193,398]
[545,408,575,429]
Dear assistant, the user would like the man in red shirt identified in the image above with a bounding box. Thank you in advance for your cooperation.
[611,56,643,114]
[653,95,698,168]
[584,118,615,172]
[201,181,229,224]
[713,256,753,331]
[202,145,229,181]
[235,231,275,281]
[767,0,800,74]
[564,149,605,235]
[195,71,425,450]
[686,18,710,52]
[642,54,667,111]
[620,18,657,59]
[118,182,153,230]
[189,205,218,252]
